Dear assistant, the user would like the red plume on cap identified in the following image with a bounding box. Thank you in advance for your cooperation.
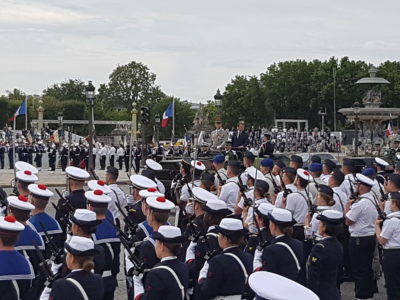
[196,162,202,166]
[156,197,166,202]
[18,196,28,202]
[147,188,157,192]
[97,180,105,186]
[24,170,32,175]
[4,216,16,223]
[94,190,103,196]
[303,171,310,176]
[38,184,46,190]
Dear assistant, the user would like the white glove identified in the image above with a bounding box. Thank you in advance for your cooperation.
[253,249,263,271]
[133,273,144,298]
[185,241,197,262]
[51,262,63,275]
[198,261,209,281]
[39,287,52,300]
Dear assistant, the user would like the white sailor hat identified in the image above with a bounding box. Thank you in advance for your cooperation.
[16,170,38,183]
[202,198,231,216]
[66,166,90,181]
[375,157,389,167]
[15,161,38,174]
[191,160,206,171]
[28,184,54,198]
[65,236,98,257]
[268,208,296,226]
[192,187,218,204]
[316,209,344,225]
[153,225,184,243]
[255,202,275,217]
[249,271,319,300]
[130,174,157,190]
[296,168,311,181]
[87,180,111,194]
[85,189,111,204]
[146,196,175,211]
[246,166,266,181]
[8,195,35,211]
[138,188,164,199]
[355,173,375,187]
[0,216,25,232]
[145,159,163,171]
[70,209,101,227]
[216,218,247,236]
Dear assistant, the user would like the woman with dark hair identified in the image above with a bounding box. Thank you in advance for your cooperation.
[307,210,344,300]
[50,236,104,300]
[134,225,189,300]
[198,218,253,299]
[375,192,400,300]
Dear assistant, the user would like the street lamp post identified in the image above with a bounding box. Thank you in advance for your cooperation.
[85,81,95,171]
[155,113,161,143]
[214,89,223,118]
[353,101,361,156]
[318,106,327,134]
[128,102,137,177]
[57,111,64,169]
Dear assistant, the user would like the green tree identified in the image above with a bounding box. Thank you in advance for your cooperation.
[98,61,159,110]
[42,79,86,101]
[61,100,86,120]
[0,97,8,128]
[377,61,400,108]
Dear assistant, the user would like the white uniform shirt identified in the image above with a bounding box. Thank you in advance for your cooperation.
[285,189,311,224]
[275,183,296,208]
[99,146,107,156]
[341,173,357,198]
[332,186,347,212]
[320,174,331,184]
[380,211,400,249]
[108,183,127,218]
[263,173,277,198]
[214,168,228,187]
[108,146,116,156]
[245,198,269,234]
[155,178,166,194]
[117,147,125,157]
[346,192,378,236]
[219,177,240,211]
[237,187,255,209]
[304,206,331,239]
[180,181,201,202]
[308,178,324,204]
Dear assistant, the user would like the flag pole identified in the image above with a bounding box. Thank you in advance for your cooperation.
[172,98,175,143]
[13,116,16,181]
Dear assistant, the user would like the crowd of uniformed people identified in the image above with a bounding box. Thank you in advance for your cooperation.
[1,139,400,300]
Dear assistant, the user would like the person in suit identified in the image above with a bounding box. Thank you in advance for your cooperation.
[232,121,249,149]
[258,134,275,157]
[50,236,104,300]
[133,225,189,300]
[307,210,344,300]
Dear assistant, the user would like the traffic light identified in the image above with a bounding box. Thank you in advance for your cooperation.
[140,106,150,124]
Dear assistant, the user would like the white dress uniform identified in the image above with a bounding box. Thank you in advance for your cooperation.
[108,183,127,219]
[285,188,311,225]
[108,146,116,157]
[308,178,324,204]
[180,181,201,202]
[346,191,378,237]
[320,174,331,184]
[275,183,296,208]
[304,206,331,240]
[263,173,278,198]
[237,187,255,210]
[214,168,228,187]
[381,211,400,249]
[332,186,347,212]
[340,173,357,198]
[116,147,125,158]
[219,177,240,211]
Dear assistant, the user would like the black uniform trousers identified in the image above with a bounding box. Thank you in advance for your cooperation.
[100,155,106,170]
[349,235,376,299]
[61,155,68,171]
[109,155,115,167]
[0,153,4,169]
[118,156,123,170]
[383,249,400,300]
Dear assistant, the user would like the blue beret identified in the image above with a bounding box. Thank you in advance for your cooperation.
[362,168,375,176]
[309,163,322,172]
[260,158,274,168]
[213,154,225,164]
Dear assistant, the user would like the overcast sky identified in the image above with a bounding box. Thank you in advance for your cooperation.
[1,0,399,102]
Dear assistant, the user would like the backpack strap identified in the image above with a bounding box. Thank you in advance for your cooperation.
[153,265,185,300]
[66,278,89,300]
[275,242,301,272]
[224,252,249,284]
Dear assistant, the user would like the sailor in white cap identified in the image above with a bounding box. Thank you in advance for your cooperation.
[133,225,188,300]
[248,202,274,260]
[282,168,312,242]
[145,158,166,194]
[234,166,263,215]
[249,271,318,300]
[12,169,38,197]
[0,215,35,299]
[307,209,344,300]
[186,198,231,297]
[180,160,205,203]
[375,157,389,185]
[50,236,104,300]
[86,189,120,299]
[27,184,63,258]
[344,173,379,300]
[7,194,45,298]
[103,166,127,222]
[15,161,39,174]
[198,218,252,299]
[259,208,303,282]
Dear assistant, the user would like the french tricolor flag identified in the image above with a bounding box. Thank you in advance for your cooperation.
[8,99,27,122]
[161,103,174,127]
[386,120,394,137]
